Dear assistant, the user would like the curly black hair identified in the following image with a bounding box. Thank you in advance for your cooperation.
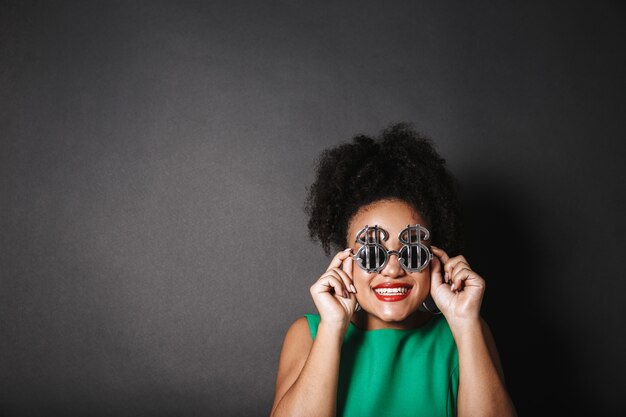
[305,122,463,256]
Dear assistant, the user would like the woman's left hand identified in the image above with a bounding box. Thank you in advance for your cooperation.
[429,246,485,325]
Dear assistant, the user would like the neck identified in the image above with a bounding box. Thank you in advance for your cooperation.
[351,310,432,330]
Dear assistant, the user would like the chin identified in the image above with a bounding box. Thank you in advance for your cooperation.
[377,307,414,323]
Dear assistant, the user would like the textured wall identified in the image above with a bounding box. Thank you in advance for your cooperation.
[1,1,624,416]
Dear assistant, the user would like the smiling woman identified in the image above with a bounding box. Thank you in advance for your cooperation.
[347,200,434,329]
[270,124,517,417]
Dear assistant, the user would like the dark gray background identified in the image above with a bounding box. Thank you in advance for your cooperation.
[2,1,624,416]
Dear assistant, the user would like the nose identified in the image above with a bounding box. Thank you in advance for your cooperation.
[381,252,405,278]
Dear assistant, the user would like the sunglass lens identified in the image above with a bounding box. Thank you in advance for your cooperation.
[355,245,387,272]
[399,245,430,272]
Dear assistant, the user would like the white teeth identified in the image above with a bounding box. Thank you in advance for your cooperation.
[374,287,410,295]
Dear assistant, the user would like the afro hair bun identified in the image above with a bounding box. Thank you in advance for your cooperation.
[305,122,463,255]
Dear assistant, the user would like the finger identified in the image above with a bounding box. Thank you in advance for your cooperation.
[326,248,353,272]
[451,261,471,278]
[450,266,472,292]
[329,267,355,294]
[341,252,356,294]
[451,268,485,292]
[441,254,470,283]
[320,272,349,297]
[445,255,469,270]
[342,253,353,278]
[313,274,348,298]
[430,246,450,264]
[429,256,456,307]
[431,246,452,283]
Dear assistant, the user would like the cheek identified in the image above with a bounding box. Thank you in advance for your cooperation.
[413,274,432,297]
[414,271,431,286]
[352,270,373,290]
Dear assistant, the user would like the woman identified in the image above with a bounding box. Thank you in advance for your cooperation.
[270,123,517,417]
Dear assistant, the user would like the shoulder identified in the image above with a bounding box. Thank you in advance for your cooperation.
[277,317,315,375]
[272,317,314,408]
[276,317,313,398]
[279,316,314,369]
[426,315,460,367]
[284,316,314,345]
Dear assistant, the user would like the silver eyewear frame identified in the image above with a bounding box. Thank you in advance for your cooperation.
[351,224,433,273]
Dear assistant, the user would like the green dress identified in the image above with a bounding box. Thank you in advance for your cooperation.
[305,314,459,417]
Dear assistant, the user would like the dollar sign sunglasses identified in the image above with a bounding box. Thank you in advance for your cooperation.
[352,224,433,273]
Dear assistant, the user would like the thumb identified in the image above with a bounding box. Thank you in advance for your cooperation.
[430,255,445,292]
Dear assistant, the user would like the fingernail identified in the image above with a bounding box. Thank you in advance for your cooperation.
[450,284,455,291]
[350,284,357,293]
[445,272,449,281]
[344,248,352,252]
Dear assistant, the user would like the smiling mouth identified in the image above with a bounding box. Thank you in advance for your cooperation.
[372,284,413,302]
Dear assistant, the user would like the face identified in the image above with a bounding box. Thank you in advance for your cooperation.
[347,199,431,330]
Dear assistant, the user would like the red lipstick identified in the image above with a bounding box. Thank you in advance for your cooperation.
[372,282,413,302]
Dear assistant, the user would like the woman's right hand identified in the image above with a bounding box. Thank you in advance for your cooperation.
[309,248,357,332]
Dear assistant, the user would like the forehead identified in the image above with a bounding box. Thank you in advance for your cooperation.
[347,199,428,238]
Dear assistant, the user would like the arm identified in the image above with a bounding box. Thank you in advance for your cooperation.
[430,246,517,417]
[450,318,517,417]
[270,318,345,417]
[271,249,357,417]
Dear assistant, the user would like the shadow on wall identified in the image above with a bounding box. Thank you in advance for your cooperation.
[460,173,592,416]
